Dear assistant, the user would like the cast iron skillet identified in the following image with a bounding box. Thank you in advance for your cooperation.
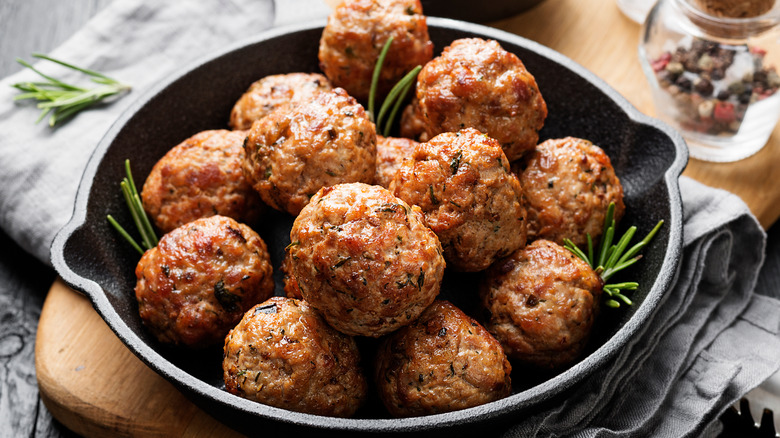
[51,18,687,436]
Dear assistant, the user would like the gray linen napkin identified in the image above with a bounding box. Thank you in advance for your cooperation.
[0,0,778,436]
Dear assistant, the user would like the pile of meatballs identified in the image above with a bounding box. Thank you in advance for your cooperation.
[132,0,625,419]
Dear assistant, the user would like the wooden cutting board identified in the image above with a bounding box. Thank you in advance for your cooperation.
[36,0,780,436]
[36,279,243,437]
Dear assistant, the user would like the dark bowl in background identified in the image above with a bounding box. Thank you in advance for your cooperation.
[51,18,687,436]
[421,0,547,22]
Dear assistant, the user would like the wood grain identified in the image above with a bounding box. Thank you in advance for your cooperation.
[36,279,243,438]
[492,0,780,229]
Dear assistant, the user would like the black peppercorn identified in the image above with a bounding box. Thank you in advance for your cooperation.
[676,76,693,91]
[694,77,714,96]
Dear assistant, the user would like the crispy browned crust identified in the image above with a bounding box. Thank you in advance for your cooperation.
[480,239,602,369]
[141,129,264,234]
[375,300,512,417]
[134,215,274,347]
[289,183,445,337]
[223,297,367,417]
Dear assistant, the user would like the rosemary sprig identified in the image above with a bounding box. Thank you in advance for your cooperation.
[368,37,394,122]
[367,38,421,136]
[563,202,664,308]
[377,66,421,136]
[107,160,158,255]
[12,53,130,126]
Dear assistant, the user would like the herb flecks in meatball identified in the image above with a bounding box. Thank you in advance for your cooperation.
[289,183,445,337]
[134,215,274,348]
[480,239,603,369]
[518,137,625,247]
[391,128,527,272]
[375,300,512,417]
[404,38,547,161]
[319,0,434,101]
[242,88,377,216]
[141,130,264,234]
[223,297,367,417]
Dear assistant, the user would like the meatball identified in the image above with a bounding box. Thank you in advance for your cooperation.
[408,38,547,161]
[374,135,418,189]
[223,297,367,417]
[479,239,603,369]
[289,183,445,337]
[280,248,303,300]
[242,88,377,216]
[141,130,264,234]
[390,128,527,272]
[518,137,625,247]
[318,0,433,101]
[229,73,332,130]
[375,300,512,417]
[134,215,274,347]
[399,97,430,142]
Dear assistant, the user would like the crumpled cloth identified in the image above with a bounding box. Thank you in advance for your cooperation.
[0,1,778,436]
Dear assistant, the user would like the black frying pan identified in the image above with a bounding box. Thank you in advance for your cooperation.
[51,18,687,436]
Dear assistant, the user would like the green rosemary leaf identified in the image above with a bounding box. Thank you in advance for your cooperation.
[587,234,594,269]
[133,192,158,249]
[618,220,664,265]
[124,160,140,200]
[107,215,144,255]
[601,256,641,282]
[614,293,633,306]
[563,238,590,266]
[120,180,153,250]
[376,65,421,131]
[109,160,159,254]
[604,281,638,290]
[31,53,115,81]
[597,222,615,269]
[604,225,637,270]
[368,37,394,122]
[12,53,130,126]
[15,57,82,91]
[563,201,663,309]
[383,71,416,136]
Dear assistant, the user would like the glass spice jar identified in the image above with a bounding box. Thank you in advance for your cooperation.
[639,0,780,162]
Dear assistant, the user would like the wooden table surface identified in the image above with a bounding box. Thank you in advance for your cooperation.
[15,0,780,436]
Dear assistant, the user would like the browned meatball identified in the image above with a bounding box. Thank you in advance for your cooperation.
[518,137,625,247]
[229,73,333,130]
[280,248,303,300]
[374,135,418,188]
[223,297,367,417]
[375,300,512,417]
[480,239,602,369]
[134,215,274,347]
[242,88,377,216]
[391,128,527,272]
[289,183,445,337]
[399,98,430,141]
[141,130,264,234]
[319,0,433,101]
[409,38,547,161]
